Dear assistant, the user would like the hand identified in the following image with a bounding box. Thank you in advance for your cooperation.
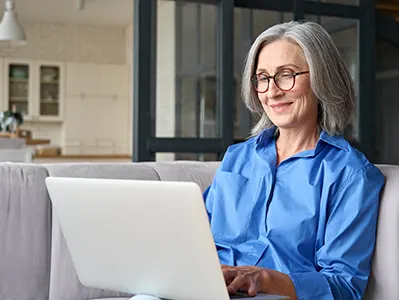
[221,264,269,296]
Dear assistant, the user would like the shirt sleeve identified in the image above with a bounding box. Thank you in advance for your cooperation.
[203,185,212,222]
[288,165,385,300]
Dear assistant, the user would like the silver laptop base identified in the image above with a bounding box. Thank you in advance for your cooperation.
[130,295,162,300]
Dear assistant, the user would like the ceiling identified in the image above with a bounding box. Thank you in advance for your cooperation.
[12,0,134,27]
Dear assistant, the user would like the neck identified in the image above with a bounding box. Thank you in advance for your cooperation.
[275,123,319,164]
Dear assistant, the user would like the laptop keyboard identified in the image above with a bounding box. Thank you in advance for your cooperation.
[230,292,254,298]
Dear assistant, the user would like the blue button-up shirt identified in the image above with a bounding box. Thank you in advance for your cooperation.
[203,127,385,300]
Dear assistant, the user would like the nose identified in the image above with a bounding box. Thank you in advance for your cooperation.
[267,79,284,99]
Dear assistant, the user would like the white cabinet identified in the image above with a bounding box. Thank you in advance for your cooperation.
[98,64,129,97]
[65,62,98,96]
[36,61,64,122]
[66,62,129,97]
[63,62,130,155]
[3,59,64,122]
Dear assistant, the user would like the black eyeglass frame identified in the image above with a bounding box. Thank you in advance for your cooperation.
[251,70,309,93]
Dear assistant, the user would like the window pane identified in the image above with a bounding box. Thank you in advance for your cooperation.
[157,1,218,138]
[305,15,359,144]
[252,11,293,38]
[375,40,399,164]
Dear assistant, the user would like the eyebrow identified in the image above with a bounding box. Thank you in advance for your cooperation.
[256,64,301,74]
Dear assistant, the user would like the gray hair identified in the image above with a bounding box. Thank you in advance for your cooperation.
[242,21,355,137]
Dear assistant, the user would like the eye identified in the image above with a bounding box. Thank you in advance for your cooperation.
[257,73,268,81]
[278,72,293,81]
[279,72,293,78]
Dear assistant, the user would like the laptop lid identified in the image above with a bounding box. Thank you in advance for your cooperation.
[46,177,230,300]
[45,177,287,300]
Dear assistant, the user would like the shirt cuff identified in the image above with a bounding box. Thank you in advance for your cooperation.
[288,271,333,300]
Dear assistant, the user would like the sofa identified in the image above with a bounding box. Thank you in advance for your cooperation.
[0,161,398,300]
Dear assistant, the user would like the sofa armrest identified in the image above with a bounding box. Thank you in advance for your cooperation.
[0,163,51,300]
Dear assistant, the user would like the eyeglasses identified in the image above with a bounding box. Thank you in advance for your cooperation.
[251,70,309,93]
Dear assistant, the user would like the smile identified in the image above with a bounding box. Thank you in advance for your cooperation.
[269,102,293,112]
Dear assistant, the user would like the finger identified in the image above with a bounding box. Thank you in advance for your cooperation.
[227,275,249,294]
[247,280,260,297]
[222,267,237,284]
[221,264,229,269]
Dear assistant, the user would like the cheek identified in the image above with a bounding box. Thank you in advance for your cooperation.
[257,93,267,105]
[292,80,312,98]
[289,87,312,106]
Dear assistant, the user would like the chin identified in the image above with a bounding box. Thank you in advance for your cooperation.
[268,117,296,129]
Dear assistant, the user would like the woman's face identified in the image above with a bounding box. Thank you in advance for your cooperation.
[255,39,318,130]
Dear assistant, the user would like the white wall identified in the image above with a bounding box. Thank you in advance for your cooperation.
[126,24,133,155]
[0,22,126,64]
[156,0,176,161]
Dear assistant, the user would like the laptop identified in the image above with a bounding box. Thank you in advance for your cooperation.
[45,177,288,300]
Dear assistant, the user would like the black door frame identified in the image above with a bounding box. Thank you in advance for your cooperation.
[132,0,376,162]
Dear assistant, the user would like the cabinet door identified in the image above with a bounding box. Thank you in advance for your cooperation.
[4,59,34,117]
[37,61,64,120]
[98,64,129,97]
[66,62,99,96]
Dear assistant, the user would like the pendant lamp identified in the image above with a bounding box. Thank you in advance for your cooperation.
[0,0,26,45]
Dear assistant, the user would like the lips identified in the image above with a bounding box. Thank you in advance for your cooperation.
[269,102,293,109]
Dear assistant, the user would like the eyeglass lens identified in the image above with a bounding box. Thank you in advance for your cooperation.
[254,72,294,92]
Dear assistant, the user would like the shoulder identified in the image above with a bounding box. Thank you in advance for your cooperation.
[322,137,385,197]
[221,127,276,164]
[225,136,258,156]
[218,134,265,172]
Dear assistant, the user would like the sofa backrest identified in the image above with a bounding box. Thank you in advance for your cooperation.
[0,163,52,300]
[365,164,399,299]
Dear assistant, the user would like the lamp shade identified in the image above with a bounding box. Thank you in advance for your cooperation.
[0,0,26,45]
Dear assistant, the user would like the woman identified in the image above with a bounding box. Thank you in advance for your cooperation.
[203,21,385,300]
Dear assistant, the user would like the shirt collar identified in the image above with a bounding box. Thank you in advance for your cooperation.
[318,130,349,152]
[255,126,349,152]
[255,126,277,146]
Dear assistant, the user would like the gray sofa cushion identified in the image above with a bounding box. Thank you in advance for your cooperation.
[365,165,399,299]
[46,163,160,300]
[145,161,220,192]
[0,163,51,300]
[44,163,160,180]
[0,137,26,149]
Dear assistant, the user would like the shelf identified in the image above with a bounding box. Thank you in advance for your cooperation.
[9,78,28,83]
[40,99,59,104]
[41,81,59,84]
[10,97,28,102]
[23,116,63,123]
